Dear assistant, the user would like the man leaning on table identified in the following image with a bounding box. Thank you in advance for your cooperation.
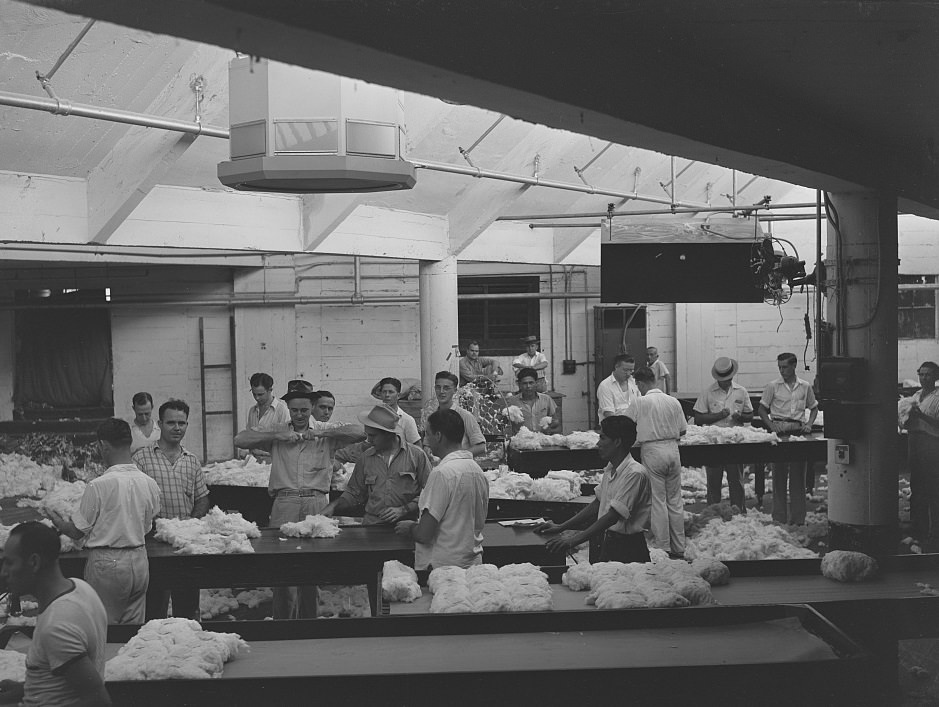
[534,415,651,563]
[693,357,753,511]
[322,404,431,525]
[757,352,818,526]
[234,379,365,618]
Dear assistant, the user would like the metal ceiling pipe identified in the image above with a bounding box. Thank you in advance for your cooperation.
[0,91,229,139]
[411,158,709,209]
[0,289,600,311]
[499,202,821,221]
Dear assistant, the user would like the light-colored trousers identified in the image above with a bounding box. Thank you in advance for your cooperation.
[270,493,329,619]
[84,546,149,624]
[641,440,685,554]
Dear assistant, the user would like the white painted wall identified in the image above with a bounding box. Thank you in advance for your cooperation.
[898,214,939,380]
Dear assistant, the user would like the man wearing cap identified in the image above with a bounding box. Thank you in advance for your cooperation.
[693,357,753,511]
[758,352,818,525]
[234,380,365,618]
[458,341,503,387]
[512,336,549,393]
[505,368,560,433]
[322,405,431,525]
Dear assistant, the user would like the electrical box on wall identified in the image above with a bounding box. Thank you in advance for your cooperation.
[562,360,577,375]
[817,357,866,401]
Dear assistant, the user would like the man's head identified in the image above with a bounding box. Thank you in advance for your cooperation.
[522,335,539,356]
[378,377,402,408]
[131,391,153,426]
[918,362,939,388]
[597,416,638,463]
[357,405,401,453]
[1,522,61,596]
[425,408,465,458]
[647,346,659,363]
[465,341,481,360]
[632,366,656,394]
[96,417,132,466]
[434,371,459,407]
[517,368,538,397]
[777,353,798,381]
[312,391,336,423]
[158,399,190,445]
[249,372,275,407]
[611,354,635,383]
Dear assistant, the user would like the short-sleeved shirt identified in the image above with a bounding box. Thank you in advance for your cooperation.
[422,404,486,451]
[415,450,489,570]
[693,381,753,428]
[339,440,431,525]
[759,377,818,423]
[132,444,207,520]
[597,454,652,535]
[626,388,687,443]
[247,397,291,431]
[459,357,499,386]
[505,393,556,431]
[513,351,548,380]
[650,359,670,390]
[391,406,421,445]
[73,464,161,548]
[597,373,641,418]
[268,420,346,494]
[909,388,939,439]
[23,579,106,707]
[129,423,161,453]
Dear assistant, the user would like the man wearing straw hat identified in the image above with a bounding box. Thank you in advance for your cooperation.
[693,357,754,511]
[322,404,431,525]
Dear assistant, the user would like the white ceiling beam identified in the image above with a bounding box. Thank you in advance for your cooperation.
[86,44,229,244]
[448,127,583,256]
[554,226,598,263]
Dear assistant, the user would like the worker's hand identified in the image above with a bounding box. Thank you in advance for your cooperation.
[274,430,300,442]
[800,423,813,434]
[544,534,574,554]
[731,411,744,422]
[394,520,416,537]
[532,521,562,535]
[378,506,407,524]
[721,409,731,420]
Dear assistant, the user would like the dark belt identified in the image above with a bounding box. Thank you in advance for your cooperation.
[275,489,327,498]
[87,545,144,550]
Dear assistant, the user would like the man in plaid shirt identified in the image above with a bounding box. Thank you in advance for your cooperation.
[132,398,208,620]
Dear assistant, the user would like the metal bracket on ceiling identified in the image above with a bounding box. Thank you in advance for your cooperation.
[190,75,206,125]
[458,114,506,173]
[35,19,97,107]
[573,141,613,193]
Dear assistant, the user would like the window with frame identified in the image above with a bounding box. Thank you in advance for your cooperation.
[898,274,936,339]
[458,276,540,356]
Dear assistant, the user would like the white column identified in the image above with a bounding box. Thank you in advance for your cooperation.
[825,191,898,553]
[419,257,460,405]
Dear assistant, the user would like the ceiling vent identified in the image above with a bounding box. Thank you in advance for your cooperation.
[218,58,416,193]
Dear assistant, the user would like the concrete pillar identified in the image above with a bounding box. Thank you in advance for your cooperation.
[419,256,460,404]
[825,191,899,554]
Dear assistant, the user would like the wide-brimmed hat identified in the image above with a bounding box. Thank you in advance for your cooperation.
[521,335,540,344]
[281,379,316,402]
[357,404,400,434]
[711,357,739,381]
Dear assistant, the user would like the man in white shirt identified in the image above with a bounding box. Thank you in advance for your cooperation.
[597,354,640,420]
[758,352,818,525]
[421,371,486,457]
[243,372,291,459]
[512,335,549,392]
[627,366,687,558]
[376,376,421,445]
[48,418,161,625]
[693,357,753,510]
[396,409,489,570]
[646,346,671,394]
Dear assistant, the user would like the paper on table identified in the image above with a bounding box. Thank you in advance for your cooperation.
[498,518,546,527]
